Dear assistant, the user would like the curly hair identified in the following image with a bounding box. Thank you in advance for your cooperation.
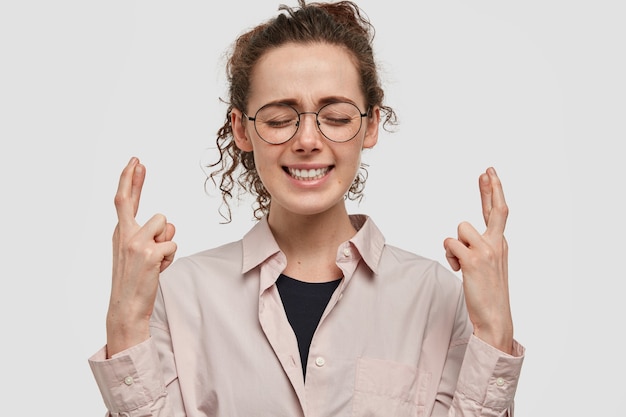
[206,0,397,222]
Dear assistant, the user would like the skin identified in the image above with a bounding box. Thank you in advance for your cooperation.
[444,167,514,354]
[105,42,513,358]
[231,43,379,283]
[107,157,177,357]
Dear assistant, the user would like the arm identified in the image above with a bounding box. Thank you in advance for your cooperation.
[107,156,177,357]
[89,157,180,416]
[443,167,514,353]
[439,168,524,416]
[432,333,524,417]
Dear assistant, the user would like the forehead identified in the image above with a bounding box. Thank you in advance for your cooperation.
[248,42,364,108]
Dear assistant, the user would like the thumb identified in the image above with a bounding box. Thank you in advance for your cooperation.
[443,238,461,271]
[155,222,176,243]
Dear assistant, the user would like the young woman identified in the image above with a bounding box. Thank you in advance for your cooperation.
[89,1,524,416]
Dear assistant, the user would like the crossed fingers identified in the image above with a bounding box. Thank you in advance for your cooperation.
[479,167,508,236]
[114,157,145,228]
[444,167,508,271]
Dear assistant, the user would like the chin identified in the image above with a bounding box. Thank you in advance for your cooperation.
[272,195,346,217]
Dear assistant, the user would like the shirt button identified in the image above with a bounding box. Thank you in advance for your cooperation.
[495,377,505,387]
[315,357,326,367]
[123,376,134,386]
[342,248,351,257]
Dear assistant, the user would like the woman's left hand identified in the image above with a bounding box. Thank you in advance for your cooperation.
[443,167,514,354]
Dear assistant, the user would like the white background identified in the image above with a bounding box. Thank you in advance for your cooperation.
[1,1,624,415]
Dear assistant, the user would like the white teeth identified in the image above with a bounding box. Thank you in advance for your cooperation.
[288,167,329,180]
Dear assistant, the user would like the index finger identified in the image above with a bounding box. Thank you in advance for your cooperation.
[480,167,508,234]
[114,157,145,226]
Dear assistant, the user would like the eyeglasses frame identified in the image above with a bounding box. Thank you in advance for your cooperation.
[242,101,370,145]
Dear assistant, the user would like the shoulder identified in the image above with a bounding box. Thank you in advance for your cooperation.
[159,240,244,286]
[183,240,243,267]
[379,243,462,295]
[352,215,462,295]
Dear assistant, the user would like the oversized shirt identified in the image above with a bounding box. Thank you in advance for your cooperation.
[89,215,525,417]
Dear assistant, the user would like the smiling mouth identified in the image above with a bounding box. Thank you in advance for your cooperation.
[285,167,331,181]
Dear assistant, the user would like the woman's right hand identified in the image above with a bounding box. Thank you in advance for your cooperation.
[106,157,177,358]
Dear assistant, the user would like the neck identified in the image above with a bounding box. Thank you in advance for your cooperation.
[267,204,356,282]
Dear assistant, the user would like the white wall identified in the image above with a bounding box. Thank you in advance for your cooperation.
[1,1,624,415]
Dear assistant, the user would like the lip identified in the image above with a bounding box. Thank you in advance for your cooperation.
[283,165,333,183]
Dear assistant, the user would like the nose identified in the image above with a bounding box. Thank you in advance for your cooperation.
[291,112,323,151]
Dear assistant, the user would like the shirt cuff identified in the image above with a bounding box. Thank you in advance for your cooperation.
[88,338,167,414]
[455,335,525,411]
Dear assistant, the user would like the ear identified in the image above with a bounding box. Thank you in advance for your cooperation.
[231,108,254,152]
[362,106,380,149]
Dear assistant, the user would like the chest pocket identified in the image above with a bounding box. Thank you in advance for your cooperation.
[352,357,431,417]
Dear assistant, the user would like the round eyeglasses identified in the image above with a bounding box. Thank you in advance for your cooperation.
[242,102,369,145]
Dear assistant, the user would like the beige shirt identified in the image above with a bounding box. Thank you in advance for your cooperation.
[89,215,524,417]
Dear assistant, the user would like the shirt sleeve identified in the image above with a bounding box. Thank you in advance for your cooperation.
[88,338,173,417]
[449,335,525,417]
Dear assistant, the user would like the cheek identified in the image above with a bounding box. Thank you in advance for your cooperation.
[336,148,363,183]
[344,145,364,170]
[251,148,279,183]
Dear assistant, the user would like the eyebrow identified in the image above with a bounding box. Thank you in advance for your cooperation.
[269,96,360,108]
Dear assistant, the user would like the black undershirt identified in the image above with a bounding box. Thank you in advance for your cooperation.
[276,274,341,380]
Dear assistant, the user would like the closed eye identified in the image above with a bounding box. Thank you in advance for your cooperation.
[320,116,352,126]
[262,118,296,129]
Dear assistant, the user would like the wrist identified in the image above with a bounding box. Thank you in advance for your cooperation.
[473,323,514,355]
[105,314,150,358]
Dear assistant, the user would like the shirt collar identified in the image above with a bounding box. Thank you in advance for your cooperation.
[241,216,281,274]
[346,214,385,274]
[241,214,385,275]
